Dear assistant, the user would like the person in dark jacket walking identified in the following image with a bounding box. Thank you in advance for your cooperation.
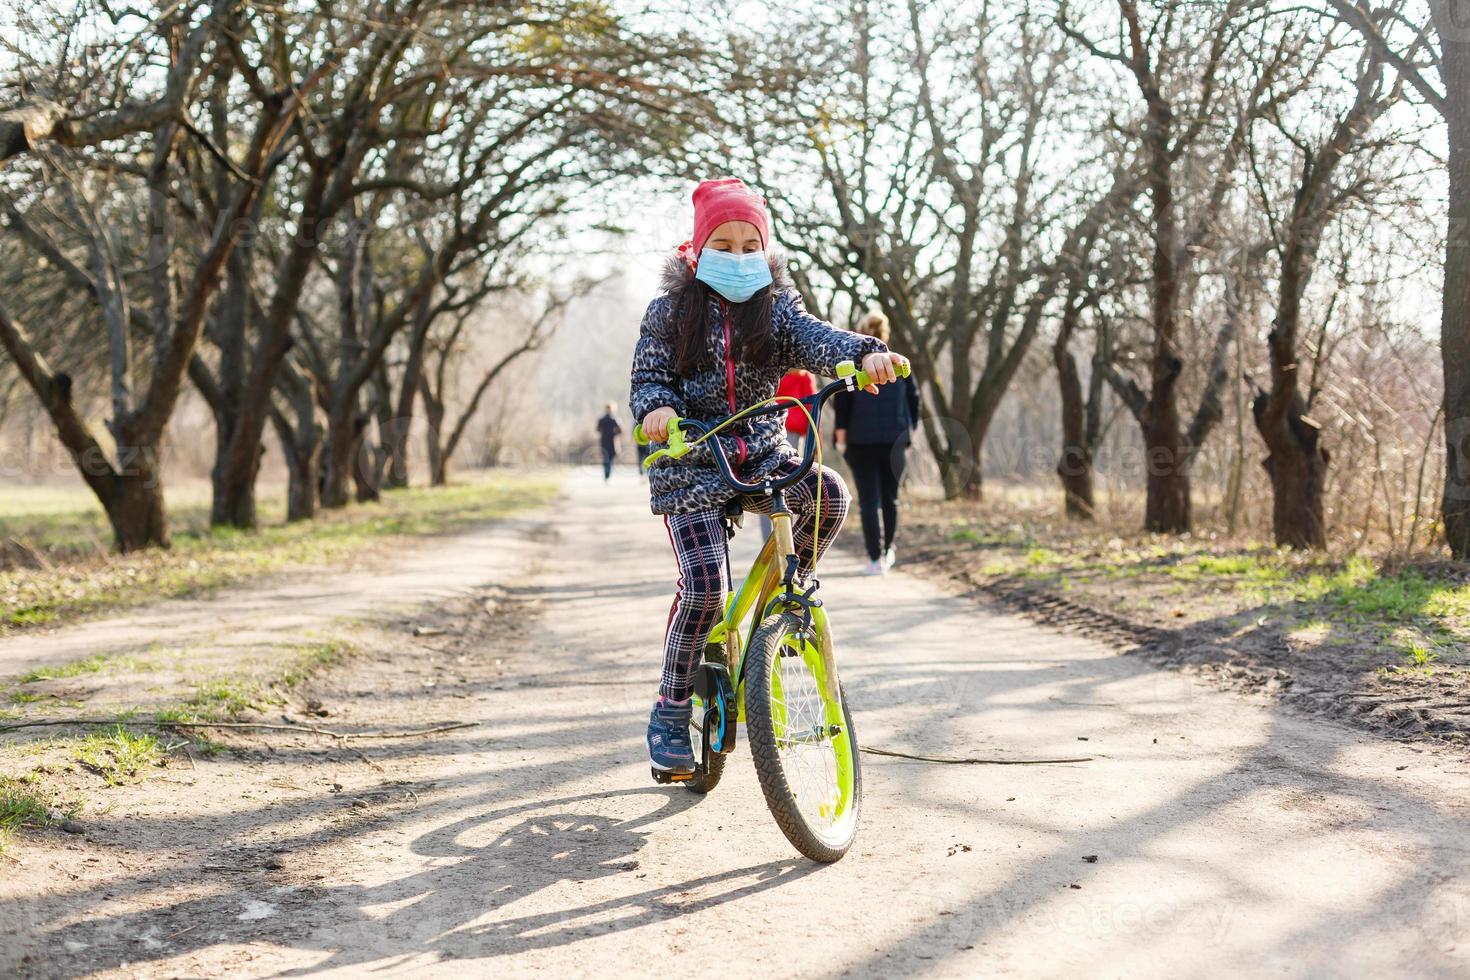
[596,403,622,480]
[834,310,920,575]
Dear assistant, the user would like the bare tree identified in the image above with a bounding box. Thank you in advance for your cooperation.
[720,0,1129,499]
[1061,0,1304,532]
[1250,41,1398,548]
[0,3,328,548]
[1054,276,1106,519]
[419,290,577,486]
[1325,0,1467,557]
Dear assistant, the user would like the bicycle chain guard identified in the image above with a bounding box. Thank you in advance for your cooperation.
[693,662,737,763]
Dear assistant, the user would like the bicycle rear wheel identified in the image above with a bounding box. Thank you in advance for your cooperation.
[745,611,861,862]
[684,704,727,795]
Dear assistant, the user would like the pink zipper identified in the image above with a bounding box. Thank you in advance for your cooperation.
[721,303,747,469]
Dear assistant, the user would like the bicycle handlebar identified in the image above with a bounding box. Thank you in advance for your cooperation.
[633,358,912,494]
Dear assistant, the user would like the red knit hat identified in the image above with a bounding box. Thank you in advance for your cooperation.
[691,178,770,257]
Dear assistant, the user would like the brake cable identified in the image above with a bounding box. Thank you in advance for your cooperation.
[682,393,824,575]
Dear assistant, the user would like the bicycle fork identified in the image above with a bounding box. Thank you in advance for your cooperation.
[763,491,843,709]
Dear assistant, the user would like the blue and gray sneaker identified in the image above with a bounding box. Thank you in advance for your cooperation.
[647,698,696,776]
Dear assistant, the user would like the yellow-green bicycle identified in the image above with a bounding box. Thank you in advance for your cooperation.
[634,359,910,863]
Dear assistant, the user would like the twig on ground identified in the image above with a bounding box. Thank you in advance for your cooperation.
[0,718,478,741]
[860,746,1093,765]
[345,745,385,772]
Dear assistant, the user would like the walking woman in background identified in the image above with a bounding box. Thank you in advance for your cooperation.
[596,403,623,481]
[834,311,920,575]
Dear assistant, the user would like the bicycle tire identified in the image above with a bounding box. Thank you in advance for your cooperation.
[682,738,726,794]
[745,612,861,862]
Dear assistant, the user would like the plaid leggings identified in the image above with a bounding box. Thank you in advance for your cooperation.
[658,463,850,700]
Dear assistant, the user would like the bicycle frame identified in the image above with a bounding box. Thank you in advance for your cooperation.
[637,359,910,716]
[705,500,839,716]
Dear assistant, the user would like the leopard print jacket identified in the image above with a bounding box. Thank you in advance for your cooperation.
[629,253,887,516]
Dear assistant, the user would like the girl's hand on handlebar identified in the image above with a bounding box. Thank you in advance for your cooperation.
[860,352,910,394]
[642,406,678,443]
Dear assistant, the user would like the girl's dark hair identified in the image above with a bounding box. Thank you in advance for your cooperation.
[669,277,774,376]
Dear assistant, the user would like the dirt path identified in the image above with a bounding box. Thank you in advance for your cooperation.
[2,512,553,677]
[4,467,1470,978]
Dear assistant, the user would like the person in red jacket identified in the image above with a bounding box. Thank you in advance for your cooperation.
[778,368,817,450]
[759,368,818,539]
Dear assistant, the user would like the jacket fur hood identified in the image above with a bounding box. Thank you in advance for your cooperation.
[658,249,795,296]
[631,249,887,516]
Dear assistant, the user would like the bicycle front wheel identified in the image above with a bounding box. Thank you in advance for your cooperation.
[745,611,861,862]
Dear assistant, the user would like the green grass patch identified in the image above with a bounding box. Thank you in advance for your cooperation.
[185,679,267,718]
[1026,547,1062,567]
[0,775,54,849]
[1407,640,1439,669]
[153,706,204,726]
[1279,557,1468,624]
[18,655,109,684]
[277,640,353,689]
[1168,553,1291,585]
[936,505,1470,653]
[7,608,56,626]
[175,638,355,720]
[74,726,163,786]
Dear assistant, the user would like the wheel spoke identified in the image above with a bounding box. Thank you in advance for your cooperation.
[769,630,849,837]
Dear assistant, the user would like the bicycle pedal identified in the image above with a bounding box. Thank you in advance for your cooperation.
[651,767,694,784]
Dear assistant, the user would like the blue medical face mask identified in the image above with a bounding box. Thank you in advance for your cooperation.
[695,248,773,303]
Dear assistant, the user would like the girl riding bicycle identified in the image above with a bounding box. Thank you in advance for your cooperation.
[630,177,909,778]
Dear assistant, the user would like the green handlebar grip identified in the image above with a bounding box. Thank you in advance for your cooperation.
[638,415,690,469]
[835,358,912,390]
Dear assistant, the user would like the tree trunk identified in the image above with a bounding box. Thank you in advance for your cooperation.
[1254,277,1333,550]
[319,401,358,510]
[422,383,449,487]
[210,447,259,529]
[1439,10,1470,558]
[286,454,318,521]
[207,244,256,530]
[273,421,320,522]
[269,400,322,524]
[1056,374,1095,520]
[917,411,964,499]
[360,367,391,502]
[211,181,328,529]
[103,462,171,552]
[354,434,383,503]
[386,297,433,489]
[1225,304,1247,535]
[1143,417,1190,533]
[383,416,413,490]
[1054,291,1094,520]
[961,444,984,501]
[0,305,169,552]
[1256,411,1329,549]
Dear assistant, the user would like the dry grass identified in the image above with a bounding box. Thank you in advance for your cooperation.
[905,482,1470,666]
